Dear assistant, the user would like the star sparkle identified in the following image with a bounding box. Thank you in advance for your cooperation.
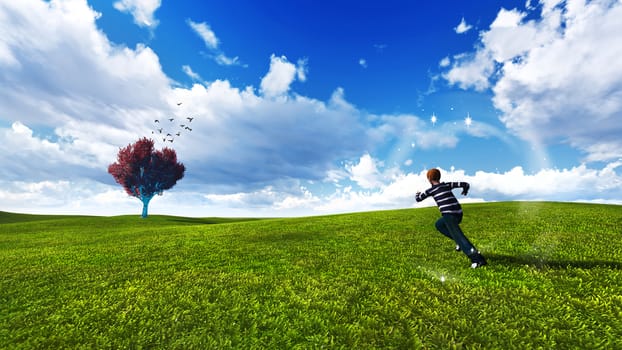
[464,113,472,127]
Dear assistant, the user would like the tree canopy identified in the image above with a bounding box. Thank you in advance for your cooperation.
[108,137,185,218]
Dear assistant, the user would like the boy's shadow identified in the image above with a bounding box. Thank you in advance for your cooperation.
[487,253,622,270]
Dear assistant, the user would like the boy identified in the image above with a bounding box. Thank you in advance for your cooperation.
[415,168,487,268]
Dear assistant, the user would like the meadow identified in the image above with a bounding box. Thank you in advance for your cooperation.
[1,202,621,349]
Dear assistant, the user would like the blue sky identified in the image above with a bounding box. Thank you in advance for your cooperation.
[1,0,621,217]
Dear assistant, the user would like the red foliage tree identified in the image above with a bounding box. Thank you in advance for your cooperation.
[108,137,185,218]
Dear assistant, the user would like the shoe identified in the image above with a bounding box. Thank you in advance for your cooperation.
[470,253,487,268]
[455,245,461,252]
[471,260,487,268]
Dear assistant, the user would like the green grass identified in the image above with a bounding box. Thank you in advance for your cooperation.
[1,202,621,349]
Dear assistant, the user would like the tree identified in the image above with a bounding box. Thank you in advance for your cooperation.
[108,137,185,218]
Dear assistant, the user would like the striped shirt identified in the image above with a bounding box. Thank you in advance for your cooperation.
[416,182,469,214]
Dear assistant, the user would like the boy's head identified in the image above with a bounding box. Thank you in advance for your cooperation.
[426,168,441,183]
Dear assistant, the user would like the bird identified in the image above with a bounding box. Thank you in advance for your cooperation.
[168,139,174,143]
[176,132,181,136]
[162,137,166,142]
[166,133,172,137]
[177,102,182,106]
[185,127,192,131]
[187,117,194,122]
[158,128,163,133]
[154,119,159,123]
[168,118,174,122]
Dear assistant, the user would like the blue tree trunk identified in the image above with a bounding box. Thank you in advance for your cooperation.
[141,196,153,218]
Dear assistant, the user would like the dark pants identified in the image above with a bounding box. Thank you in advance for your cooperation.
[435,213,477,256]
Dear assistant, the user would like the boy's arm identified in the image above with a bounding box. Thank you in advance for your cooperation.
[459,182,470,195]
[449,181,470,195]
[415,190,428,202]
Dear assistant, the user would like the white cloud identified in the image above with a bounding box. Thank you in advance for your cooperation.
[182,65,201,81]
[480,7,561,65]
[454,17,472,34]
[346,154,385,189]
[296,58,308,81]
[581,143,622,163]
[187,19,241,66]
[168,80,369,190]
[214,53,241,66]
[359,58,368,68]
[0,120,125,182]
[113,0,161,28]
[2,158,620,217]
[0,179,138,215]
[0,0,171,127]
[205,185,320,213]
[0,0,175,185]
[274,187,320,211]
[260,54,307,97]
[443,50,495,91]
[443,0,622,162]
[187,19,219,49]
[311,161,622,214]
[471,162,622,202]
[368,114,467,150]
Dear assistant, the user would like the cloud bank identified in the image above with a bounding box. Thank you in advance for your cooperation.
[443,0,622,162]
[0,0,620,217]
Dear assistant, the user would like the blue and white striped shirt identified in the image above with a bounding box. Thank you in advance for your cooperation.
[416,182,469,214]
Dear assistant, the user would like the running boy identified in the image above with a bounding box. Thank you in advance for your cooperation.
[415,168,487,268]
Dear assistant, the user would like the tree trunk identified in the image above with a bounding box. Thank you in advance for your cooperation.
[141,196,153,218]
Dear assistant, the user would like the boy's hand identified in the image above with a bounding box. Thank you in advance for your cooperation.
[461,184,469,196]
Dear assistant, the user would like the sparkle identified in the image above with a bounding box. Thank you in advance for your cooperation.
[430,113,437,125]
[464,113,472,127]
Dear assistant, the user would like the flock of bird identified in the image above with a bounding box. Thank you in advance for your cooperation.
[151,102,195,143]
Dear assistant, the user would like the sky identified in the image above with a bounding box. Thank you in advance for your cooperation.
[1,0,621,217]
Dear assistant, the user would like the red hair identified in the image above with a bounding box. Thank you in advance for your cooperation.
[427,168,441,182]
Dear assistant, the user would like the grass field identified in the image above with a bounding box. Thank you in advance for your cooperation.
[1,201,621,349]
